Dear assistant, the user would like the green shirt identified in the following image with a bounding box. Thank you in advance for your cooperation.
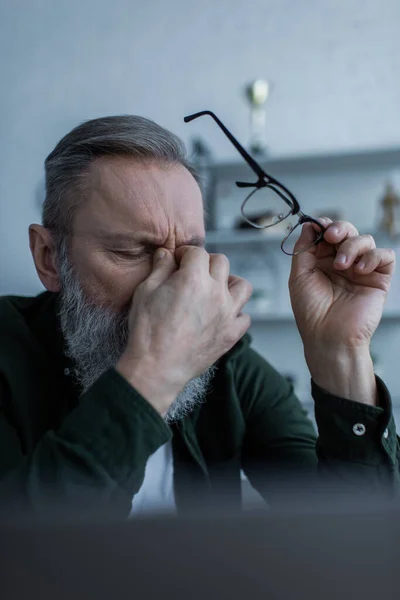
[0,292,398,517]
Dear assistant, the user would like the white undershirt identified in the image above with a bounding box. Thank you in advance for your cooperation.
[129,441,176,517]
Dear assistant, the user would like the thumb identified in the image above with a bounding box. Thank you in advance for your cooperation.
[147,248,177,287]
[289,223,318,281]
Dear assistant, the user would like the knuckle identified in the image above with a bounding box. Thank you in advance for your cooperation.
[218,253,230,266]
[382,247,396,264]
[199,246,209,257]
[340,222,358,236]
[186,245,207,260]
[238,277,253,296]
[212,253,230,270]
[363,233,375,245]
[245,280,253,295]
[335,220,350,230]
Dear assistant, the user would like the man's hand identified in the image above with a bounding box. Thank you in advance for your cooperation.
[289,219,396,405]
[116,247,252,416]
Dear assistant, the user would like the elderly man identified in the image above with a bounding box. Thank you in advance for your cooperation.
[0,114,398,517]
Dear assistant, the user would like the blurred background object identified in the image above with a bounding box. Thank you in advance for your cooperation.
[189,137,217,231]
[379,180,400,237]
[245,78,270,156]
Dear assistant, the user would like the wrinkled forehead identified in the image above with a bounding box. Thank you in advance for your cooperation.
[73,156,205,240]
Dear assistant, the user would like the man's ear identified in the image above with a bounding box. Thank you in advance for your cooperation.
[29,224,61,292]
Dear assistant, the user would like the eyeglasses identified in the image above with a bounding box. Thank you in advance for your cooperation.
[184,110,326,256]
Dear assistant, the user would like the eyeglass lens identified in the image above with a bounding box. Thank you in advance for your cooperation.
[241,185,293,228]
[240,186,324,255]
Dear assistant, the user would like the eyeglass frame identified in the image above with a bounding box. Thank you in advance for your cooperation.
[184,110,326,256]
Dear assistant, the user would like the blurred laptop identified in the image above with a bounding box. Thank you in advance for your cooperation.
[1,501,399,600]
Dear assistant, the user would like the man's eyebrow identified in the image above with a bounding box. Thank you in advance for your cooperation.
[97,231,206,248]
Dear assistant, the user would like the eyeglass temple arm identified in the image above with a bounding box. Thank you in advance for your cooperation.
[184,111,267,180]
[184,110,300,214]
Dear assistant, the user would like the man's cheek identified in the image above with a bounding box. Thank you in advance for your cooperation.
[126,261,154,287]
[108,264,151,308]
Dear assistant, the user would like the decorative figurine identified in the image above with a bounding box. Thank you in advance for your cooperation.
[245,79,270,156]
[379,181,400,238]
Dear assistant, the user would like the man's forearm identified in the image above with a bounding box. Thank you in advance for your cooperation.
[305,346,378,406]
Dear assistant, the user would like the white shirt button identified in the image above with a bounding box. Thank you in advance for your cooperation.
[383,428,389,439]
[353,423,366,436]
[64,368,71,376]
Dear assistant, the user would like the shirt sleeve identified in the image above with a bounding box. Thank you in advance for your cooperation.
[0,368,171,518]
[313,376,400,495]
[236,346,399,504]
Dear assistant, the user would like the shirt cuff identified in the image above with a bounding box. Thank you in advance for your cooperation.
[311,376,397,466]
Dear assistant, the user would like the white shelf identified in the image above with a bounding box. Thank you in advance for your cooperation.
[206,229,282,245]
[206,228,399,247]
[211,146,400,178]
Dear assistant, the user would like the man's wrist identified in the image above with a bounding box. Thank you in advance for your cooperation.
[115,354,181,416]
[305,345,378,406]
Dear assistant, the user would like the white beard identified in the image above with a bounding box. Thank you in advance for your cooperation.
[56,242,216,423]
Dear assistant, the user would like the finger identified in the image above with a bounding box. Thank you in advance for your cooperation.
[231,313,252,340]
[354,248,396,276]
[228,276,253,313]
[289,218,341,281]
[289,216,331,256]
[322,220,359,245]
[228,274,242,289]
[333,234,376,270]
[292,222,317,251]
[293,218,356,252]
[312,216,333,230]
[209,253,230,282]
[175,245,210,272]
[145,248,177,288]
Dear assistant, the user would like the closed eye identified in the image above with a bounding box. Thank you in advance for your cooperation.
[112,248,154,260]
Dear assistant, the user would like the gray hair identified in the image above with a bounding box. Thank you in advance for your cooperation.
[42,115,201,243]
